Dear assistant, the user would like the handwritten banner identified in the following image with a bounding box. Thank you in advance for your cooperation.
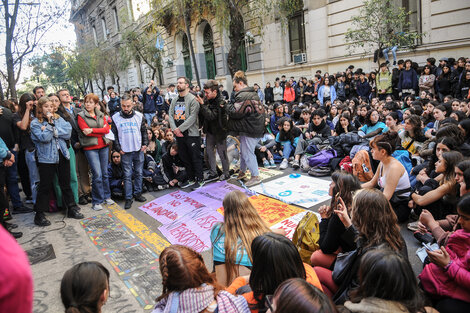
[187,181,244,208]
[251,174,331,208]
[158,204,223,253]
[139,190,194,225]
[246,167,283,181]
[217,195,305,226]
[270,211,322,240]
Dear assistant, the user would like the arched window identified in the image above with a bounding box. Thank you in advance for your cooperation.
[203,24,216,79]
[182,33,193,80]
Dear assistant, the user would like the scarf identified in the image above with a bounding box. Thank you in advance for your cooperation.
[152,284,250,313]
[310,119,327,132]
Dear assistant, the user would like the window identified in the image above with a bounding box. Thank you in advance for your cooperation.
[92,25,98,46]
[288,12,306,61]
[113,7,120,32]
[203,24,216,79]
[101,16,108,40]
[182,34,193,80]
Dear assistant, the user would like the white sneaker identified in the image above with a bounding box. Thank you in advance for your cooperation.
[104,198,115,205]
[279,159,289,170]
[92,204,103,211]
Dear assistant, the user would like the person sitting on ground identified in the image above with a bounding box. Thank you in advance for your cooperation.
[415,160,470,245]
[276,117,302,170]
[146,127,163,165]
[153,245,250,313]
[211,190,271,286]
[108,150,125,200]
[161,142,188,188]
[362,132,412,222]
[358,109,386,139]
[142,152,169,192]
[419,195,470,313]
[312,171,361,269]
[400,114,426,159]
[255,117,276,168]
[60,261,110,313]
[314,189,407,303]
[270,102,289,137]
[267,278,337,313]
[334,112,356,136]
[411,151,463,220]
[291,109,332,169]
[227,233,323,313]
[340,248,431,313]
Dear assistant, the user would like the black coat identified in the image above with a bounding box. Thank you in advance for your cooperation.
[199,93,227,143]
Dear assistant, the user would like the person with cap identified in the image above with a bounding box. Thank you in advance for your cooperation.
[435,57,448,78]
[270,102,290,136]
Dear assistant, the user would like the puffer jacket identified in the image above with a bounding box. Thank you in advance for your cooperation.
[330,132,367,157]
[419,229,470,303]
[226,87,265,138]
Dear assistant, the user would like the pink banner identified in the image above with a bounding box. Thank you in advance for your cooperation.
[159,203,224,252]
[139,190,195,225]
[187,181,244,208]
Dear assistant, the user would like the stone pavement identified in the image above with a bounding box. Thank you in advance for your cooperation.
[12,169,421,313]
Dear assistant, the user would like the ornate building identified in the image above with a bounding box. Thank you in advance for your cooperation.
[70,0,470,93]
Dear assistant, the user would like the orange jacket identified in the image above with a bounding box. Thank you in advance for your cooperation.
[283,87,295,103]
[226,263,323,313]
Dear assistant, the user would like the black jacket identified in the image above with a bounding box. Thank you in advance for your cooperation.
[226,87,265,138]
[57,105,82,148]
[161,152,185,181]
[199,93,227,143]
[264,87,274,103]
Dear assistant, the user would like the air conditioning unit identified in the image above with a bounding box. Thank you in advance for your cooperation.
[293,53,307,64]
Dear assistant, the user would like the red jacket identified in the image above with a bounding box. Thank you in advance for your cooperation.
[283,87,295,103]
[419,229,470,302]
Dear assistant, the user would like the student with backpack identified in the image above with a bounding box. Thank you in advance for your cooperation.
[276,117,302,170]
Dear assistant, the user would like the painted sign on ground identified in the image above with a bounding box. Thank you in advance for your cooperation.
[250,174,331,208]
[187,181,244,208]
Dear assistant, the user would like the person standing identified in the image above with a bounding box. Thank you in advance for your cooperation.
[14,93,39,205]
[30,97,83,226]
[168,77,204,190]
[77,93,114,211]
[0,100,31,214]
[142,80,160,125]
[164,83,178,113]
[57,89,85,206]
[376,63,393,100]
[196,80,230,182]
[112,94,148,210]
[227,71,265,187]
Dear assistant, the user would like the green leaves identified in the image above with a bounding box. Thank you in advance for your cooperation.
[344,0,424,58]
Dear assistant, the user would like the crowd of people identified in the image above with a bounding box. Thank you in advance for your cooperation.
[1,55,470,313]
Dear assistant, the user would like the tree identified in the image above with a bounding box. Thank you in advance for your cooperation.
[122,29,164,86]
[1,0,69,99]
[104,44,131,95]
[89,48,108,98]
[150,0,302,77]
[29,47,69,92]
[344,0,423,66]
[65,49,94,97]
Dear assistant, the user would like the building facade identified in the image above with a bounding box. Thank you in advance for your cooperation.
[70,0,470,94]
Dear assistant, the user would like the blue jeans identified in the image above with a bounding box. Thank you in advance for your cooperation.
[280,140,298,160]
[144,113,155,126]
[25,149,40,202]
[383,46,398,62]
[121,151,144,200]
[84,147,111,204]
[6,150,22,208]
[239,136,260,177]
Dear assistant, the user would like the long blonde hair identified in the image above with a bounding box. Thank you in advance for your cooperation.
[217,190,270,283]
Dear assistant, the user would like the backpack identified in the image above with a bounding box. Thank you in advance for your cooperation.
[308,166,332,177]
[292,212,320,263]
[308,149,337,167]
[352,149,374,182]
[392,149,413,175]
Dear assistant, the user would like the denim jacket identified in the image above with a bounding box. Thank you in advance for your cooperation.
[30,116,72,164]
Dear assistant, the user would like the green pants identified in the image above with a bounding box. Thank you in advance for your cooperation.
[54,147,79,206]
